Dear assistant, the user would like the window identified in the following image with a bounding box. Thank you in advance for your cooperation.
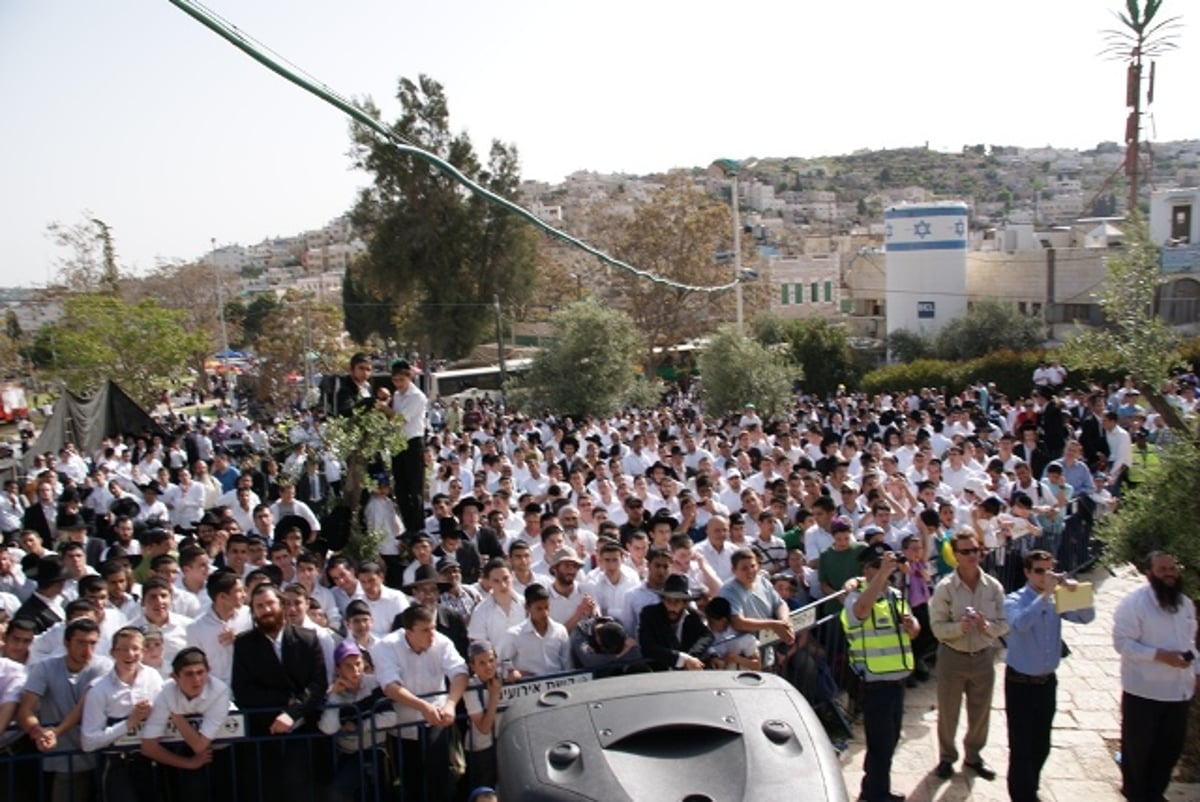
[823,281,832,302]
[810,282,818,302]
[780,284,789,305]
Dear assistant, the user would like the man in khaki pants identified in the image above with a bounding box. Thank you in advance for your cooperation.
[928,531,1009,781]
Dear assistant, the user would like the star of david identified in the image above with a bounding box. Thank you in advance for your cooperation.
[885,223,894,238]
[913,220,932,239]
[954,220,965,236]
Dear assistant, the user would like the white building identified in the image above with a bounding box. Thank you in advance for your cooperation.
[884,202,969,337]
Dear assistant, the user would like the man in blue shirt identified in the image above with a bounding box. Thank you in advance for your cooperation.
[1003,549,1094,802]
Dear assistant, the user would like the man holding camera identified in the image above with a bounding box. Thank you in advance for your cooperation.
[929,532,1008,782]
[842,542,919,802]
[1113,551,1200,802]
[1003,549,1094,802]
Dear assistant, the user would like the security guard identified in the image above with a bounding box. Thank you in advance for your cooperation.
[842,542,919,802]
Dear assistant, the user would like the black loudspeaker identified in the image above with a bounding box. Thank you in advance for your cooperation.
[496,671,849,802]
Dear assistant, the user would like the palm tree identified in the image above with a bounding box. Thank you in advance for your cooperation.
[1100,0,1182,213]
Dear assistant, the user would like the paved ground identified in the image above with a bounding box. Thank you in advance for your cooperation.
[839,564,1200,802]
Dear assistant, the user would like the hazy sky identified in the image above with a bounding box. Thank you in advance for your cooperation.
[2,0,1197,287]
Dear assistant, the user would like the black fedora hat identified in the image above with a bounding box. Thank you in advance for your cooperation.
[31,555,71,587]
[274,514,312,542]
[654,574,701,601]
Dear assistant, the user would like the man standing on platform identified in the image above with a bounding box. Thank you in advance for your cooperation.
[1003,549,1094,802]
[387,359,427,536]
[1113,552,1200,802]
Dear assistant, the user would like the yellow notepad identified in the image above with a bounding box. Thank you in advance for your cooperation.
[1054,581,1094,613]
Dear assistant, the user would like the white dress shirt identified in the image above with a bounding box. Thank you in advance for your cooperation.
[184,607,251,683]
[466,594,526,650]
[500,618,571,676]
[1113,583,1200,702]
[372,629,467,738]
[81,665,165,751]
[585,567,641,634]
[391,384,428,440]
[695,538,735,583]
[364,586,410,635]
[141,675,233,741]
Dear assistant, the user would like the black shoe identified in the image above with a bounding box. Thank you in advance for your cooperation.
[858,795,905,802]
[935,761,954,779]
[963,760,997,781]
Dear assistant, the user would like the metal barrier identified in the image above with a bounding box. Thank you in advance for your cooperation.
[0,591,869,801]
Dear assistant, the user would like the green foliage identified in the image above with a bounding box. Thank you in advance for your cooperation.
[1097,440,1200,591]
[860,359,961,397]
[36,295,208,407]
[349,75,538,359]
[322,403,410,468]
[862,349,1047,399]
[769,317,860,398]
[1060,212,1183,389]
[698,326,794,416]
[225,295,280,351]
[887,328,934,364]
[933,299,1045,361]
[342,264,397,344]
[507,301,646,417]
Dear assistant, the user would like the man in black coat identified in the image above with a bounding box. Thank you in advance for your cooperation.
[231,583,327,802]
[638,574,714,671]
[13,556,70,634]
[332,353,376,418]
[397,564,470,661]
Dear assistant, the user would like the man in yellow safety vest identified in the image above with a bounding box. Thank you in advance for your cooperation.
[842,542,919,802]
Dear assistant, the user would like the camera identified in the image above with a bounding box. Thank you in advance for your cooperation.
[893,554,908,565]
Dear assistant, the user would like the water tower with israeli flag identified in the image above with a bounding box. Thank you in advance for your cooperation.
[884,202,969,340]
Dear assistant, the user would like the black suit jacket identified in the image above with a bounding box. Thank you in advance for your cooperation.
[22,505,53,545]
[231,624,327,735]
[637,602,714,671]
[435,542,482,585]
[296,473,330,507]
[13,593,63,635]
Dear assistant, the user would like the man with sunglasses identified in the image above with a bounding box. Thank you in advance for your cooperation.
[1003,549,1094,802]
[929,531,1009,782]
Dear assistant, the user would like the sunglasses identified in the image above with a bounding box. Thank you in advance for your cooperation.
[955,548,981,556]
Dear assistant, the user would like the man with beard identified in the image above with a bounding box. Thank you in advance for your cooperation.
[231,583,327,802]
[637,574,712,671]
[1112,552,1200,802]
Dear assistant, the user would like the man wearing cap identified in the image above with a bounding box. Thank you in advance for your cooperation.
[500,583,571,678]
[637,574,713,672]
[547,547,597,631]
[318,638,397,801]
[842,543,920,802]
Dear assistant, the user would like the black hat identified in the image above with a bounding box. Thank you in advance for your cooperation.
[31,555,71,587]
[56,512,88,531]
[404,563,441,591]
[140,481,162,495]
[648,509,679,530]
[654,574,701,601]
[110,497,141,519]
[105,544,144,568]
[436,556,461,574]
[274,514,312,542]
[453,497,484,517]
[857,542,895,564]
[436,516,461,538]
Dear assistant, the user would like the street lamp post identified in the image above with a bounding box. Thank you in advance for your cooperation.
[709,158,757,337]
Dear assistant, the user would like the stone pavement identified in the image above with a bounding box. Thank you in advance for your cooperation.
[838,563,1200,802]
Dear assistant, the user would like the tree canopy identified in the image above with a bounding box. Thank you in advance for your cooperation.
[698,326,794,416]
[31,295,208,407]
[348,75,538,358]
[754,315,861,398]
[506,301,648,418]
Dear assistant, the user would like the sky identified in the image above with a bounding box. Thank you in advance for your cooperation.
[1,0,1197,288]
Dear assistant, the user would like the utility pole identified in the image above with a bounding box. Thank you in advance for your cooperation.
[213,237,229,353]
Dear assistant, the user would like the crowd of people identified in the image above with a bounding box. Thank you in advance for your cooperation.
[0,353,1196,802]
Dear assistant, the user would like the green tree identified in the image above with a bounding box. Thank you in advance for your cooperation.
[758,316,860,398]
[45,215,125,293]
[698,325,793,416]
[253,291,346,405]
[1060,212,1188,430]
[506,301,646,418]
[349,75,538,359]
[35,295,208,406]
[224,294,280,351]
[933,300,1044,361]
[887,328,935,363]
[342,264,398,344]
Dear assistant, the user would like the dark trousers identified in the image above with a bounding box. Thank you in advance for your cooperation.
[399,725,454,802]
[861,679,905,802]
[910,603,935,670]
[1005,669,1056,802]
[99,752,157,802]
[1121,691,1190,801]
[392,435,426,536]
